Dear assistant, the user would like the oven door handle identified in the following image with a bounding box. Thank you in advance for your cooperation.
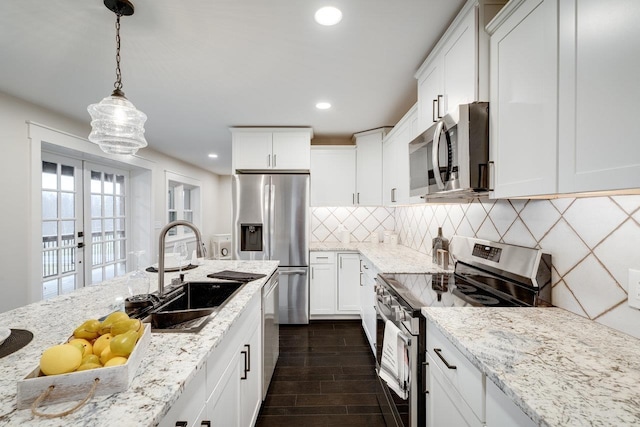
[375,296,412,347]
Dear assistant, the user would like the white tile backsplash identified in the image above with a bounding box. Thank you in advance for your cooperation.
[313,195,640,338]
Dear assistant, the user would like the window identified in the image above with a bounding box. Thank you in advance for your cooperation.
[166,172,201,240]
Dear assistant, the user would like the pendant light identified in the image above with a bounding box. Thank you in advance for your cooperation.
[88,0,147,155]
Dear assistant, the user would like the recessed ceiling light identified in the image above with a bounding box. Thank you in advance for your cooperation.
[316,102,332,110]
[314,6,342,26]
[208,153,218,158]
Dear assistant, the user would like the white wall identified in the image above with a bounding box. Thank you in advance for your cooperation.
[0,91,226,313]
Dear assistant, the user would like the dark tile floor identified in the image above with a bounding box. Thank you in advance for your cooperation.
[256,320,386,427]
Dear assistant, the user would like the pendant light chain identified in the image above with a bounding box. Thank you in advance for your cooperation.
[114,13,123,92]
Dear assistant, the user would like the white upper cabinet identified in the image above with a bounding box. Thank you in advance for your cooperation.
[354,128,388,206]
[557,0,640,193]
[310,146,356,206]
[383,105,419,205]
[416,0,508,133]
[231,128,313,172]
[488,0,640,198]
[488,0,558,198]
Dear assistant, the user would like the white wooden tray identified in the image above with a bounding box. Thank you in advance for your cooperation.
[16,323,151,409]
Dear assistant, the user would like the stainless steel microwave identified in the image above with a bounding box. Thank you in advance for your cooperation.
[409,102,490,199]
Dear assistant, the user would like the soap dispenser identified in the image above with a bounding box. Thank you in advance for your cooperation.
[432,227,449,264]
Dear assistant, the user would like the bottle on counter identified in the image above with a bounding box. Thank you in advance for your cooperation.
[432,227,449,264]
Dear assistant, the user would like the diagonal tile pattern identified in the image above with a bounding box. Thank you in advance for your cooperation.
[311,195,640,339]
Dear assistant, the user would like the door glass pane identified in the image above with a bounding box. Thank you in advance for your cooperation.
[60,165,74,191]
[42,192,58,219]
[92,219,102,236]
[42,162,57,189]
[92,243,103,266]
[91,194,102,217]
[61,275,75,294]
[61,193,74,218]
[115,175,125,196]
[92,268,102,284]
[115,196,125,216]
[61,247,76,274]
[42,250,57,278]
[104,195,114,217]
[43,279,58,300]
[105,241,115,263]
[42,221,57,242]
[91,171,102,193]
[61,221,75,242]
[183,189,191,209]
[104,173,114,194]
[104,264,115,280]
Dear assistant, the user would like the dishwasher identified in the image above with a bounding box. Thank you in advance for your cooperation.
[262,271,279,398]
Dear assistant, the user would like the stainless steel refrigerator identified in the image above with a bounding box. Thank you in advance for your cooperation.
[232,174,309,324]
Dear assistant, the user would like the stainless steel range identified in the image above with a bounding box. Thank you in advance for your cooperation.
[374,236,552,427]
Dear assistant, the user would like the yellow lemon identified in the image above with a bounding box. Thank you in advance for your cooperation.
[68,338,93,357]
[81,354,100,365]
[93,333,113,356]
[99,346,116,365]
[40,344,83,376]
[104,356,128,367]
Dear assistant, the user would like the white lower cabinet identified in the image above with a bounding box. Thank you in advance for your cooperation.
[359,256,378,355]
[159,292,262,427]
[486,379,535,427]
[425,319,485,427]
[309,251,360,318]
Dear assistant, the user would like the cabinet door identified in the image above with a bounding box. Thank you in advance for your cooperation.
[272,132,311,170]
[310,147,356,206]
[240,317,262,427]
[158,366,206,427]
[355,133,383,206]
[558,0,640,193]
[486,379,536,427]
[337,253,360,313]
[417,60,443,132]
[490,0,558,198]
[310,263,336,315]
[442,7,477,116]
[233,132,272,170]
[207,351,242,427]
[382,136,397,206]
[427,354,483,427]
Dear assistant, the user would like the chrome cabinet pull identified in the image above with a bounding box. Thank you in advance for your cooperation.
[273,154,277,167]
[311,266,314,280]
[357,193,360,204]
[437,94,444,118]
[391,187,397,203]
[433,348,456,370]
[432,99,438,123]
[352,193,355,205]
[488,161,495,191]
[245,344,251,372]
[267,154,271,167]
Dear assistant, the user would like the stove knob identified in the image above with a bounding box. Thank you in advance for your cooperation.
[393,307,406,322]
[382,296,393,305]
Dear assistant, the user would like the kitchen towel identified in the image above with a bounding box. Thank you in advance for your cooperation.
[378,320,409,399]
[207,270,266,282]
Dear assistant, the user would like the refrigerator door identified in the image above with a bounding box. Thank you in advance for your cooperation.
[232,174,270,260]
[270,174,310,266]
[278,267,309,324]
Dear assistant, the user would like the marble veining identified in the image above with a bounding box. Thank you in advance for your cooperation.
[0,260,278,426]
[422,307,640,427]
[309,242,449,274]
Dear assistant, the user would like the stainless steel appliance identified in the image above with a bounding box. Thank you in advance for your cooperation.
[262,271,279,398]
[375,236,551,427]
[409,102,490,200]
[232,173,310,324]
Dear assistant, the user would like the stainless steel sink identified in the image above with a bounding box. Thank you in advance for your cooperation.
[143,280,245,332]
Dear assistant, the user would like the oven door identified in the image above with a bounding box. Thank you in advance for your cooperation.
[375,296,418,427]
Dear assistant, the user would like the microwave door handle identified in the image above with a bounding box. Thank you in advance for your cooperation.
[432,120,446,190]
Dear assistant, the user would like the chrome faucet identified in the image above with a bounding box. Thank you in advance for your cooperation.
[157,220,206,298]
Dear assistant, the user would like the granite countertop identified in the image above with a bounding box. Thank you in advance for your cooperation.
[0,260,278,426]
[422,307,640,427]
[309,242,450,274]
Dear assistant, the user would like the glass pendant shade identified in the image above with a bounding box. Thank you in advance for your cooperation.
[88,91,148,155]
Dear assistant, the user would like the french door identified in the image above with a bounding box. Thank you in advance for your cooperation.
[41,153,129,299]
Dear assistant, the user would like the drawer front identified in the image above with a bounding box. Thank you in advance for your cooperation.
[310,251,336,264]
[427,321,485,422]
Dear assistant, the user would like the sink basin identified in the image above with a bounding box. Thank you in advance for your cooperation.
[147,280,245,332]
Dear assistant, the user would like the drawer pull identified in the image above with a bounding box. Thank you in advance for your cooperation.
[433,348,457,370]
[176,423,188,427]
[201,422,211,427]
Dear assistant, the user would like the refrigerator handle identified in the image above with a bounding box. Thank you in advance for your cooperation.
[269,182,276,259]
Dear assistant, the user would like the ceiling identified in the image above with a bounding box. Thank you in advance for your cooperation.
[0,0,465,175]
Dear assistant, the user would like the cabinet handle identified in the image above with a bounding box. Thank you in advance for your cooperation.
[352,193,355,205]
[437,94,444,118]
[391,188,397,203]
[245,344,251,372]
[433,348,457,370]
[241,349,248,380]
[267,154,271,167]
[339,257,343,269]
[488,161,495,191]
[201,422,211,427]
[273,154,277,167]
[357,193,360,204]
[422,361,429,394]
[432,99,438,123]
[175,422,188,427]
[311,266,314,280]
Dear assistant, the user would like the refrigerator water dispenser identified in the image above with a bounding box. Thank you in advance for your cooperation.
[241,224,263,251]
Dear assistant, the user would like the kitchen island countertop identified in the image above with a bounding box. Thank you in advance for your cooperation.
[0,260,278,426]
[422,306,640,427]
[310,241,449,274]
